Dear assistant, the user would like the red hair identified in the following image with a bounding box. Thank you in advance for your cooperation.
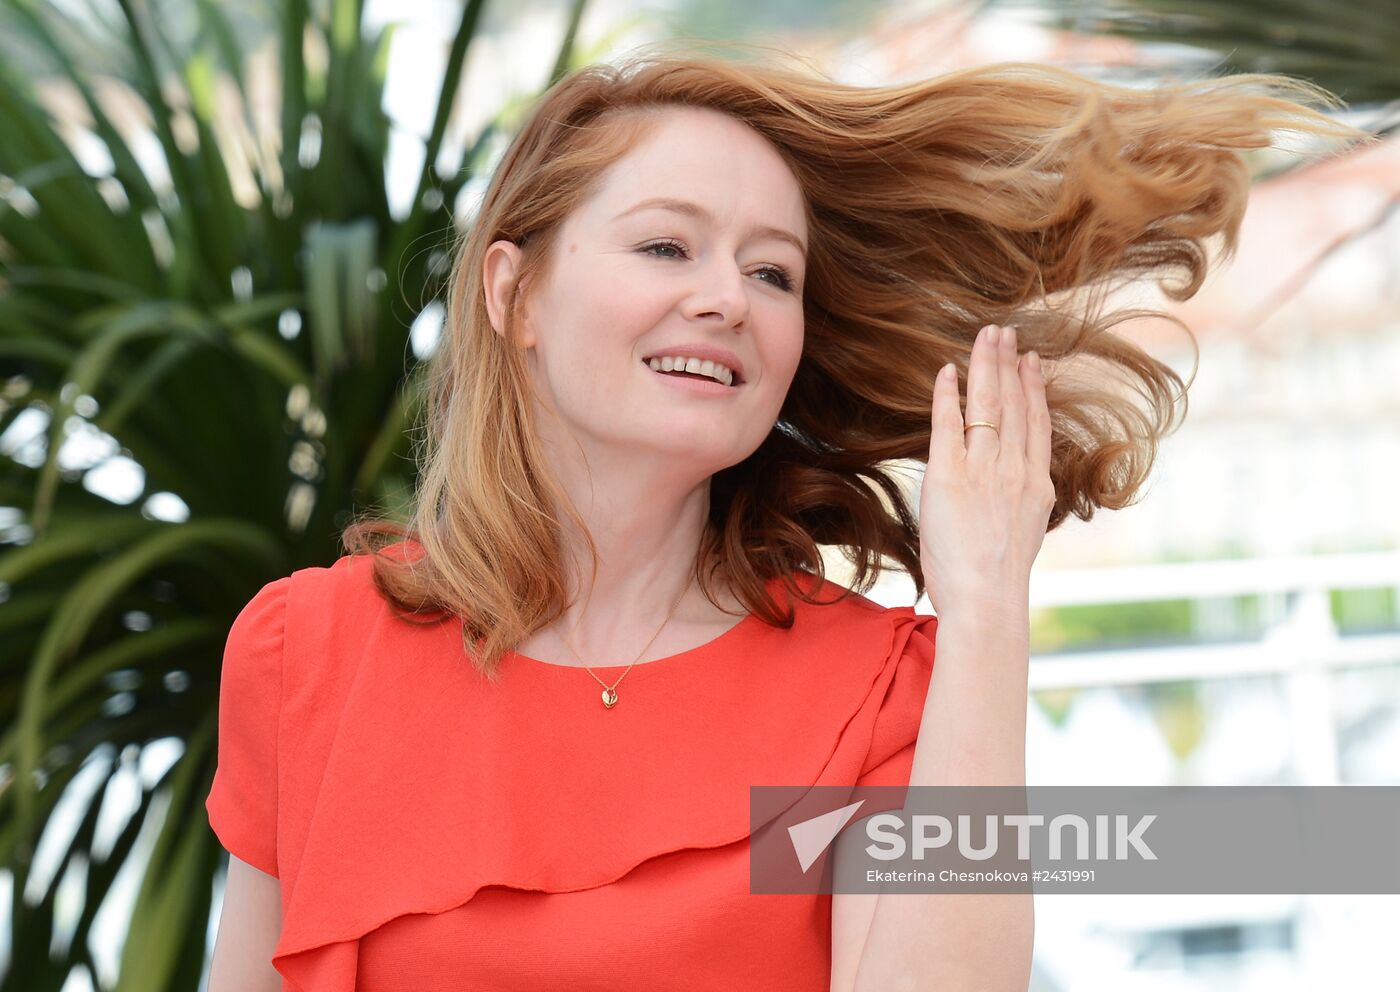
[343,45,1371,680]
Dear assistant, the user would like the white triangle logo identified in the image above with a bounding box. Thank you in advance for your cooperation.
[787,800,868,872]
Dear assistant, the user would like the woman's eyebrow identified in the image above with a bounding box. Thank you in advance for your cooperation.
[611,196,807,255]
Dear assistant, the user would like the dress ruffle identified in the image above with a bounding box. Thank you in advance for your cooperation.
[208,547,937,991]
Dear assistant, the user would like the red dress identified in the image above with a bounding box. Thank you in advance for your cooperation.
[205,544,938,991]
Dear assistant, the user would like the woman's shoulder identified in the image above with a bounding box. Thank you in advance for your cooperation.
[254,543,435,688]
[780,569,933,635]
[282,540,421,615]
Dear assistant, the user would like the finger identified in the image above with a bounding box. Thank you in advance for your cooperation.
[997,325,1027,462]
[1023,349,1052,478]
[964,324,1002,462]
[931,358,966,467]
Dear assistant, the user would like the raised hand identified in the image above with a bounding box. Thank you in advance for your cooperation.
[919,324,1055,620]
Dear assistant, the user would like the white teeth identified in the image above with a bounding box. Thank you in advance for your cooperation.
[646,355,735,386]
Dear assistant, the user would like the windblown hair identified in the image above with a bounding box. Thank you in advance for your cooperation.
[343,42,1369,681]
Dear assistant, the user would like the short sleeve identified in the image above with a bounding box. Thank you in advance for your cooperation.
[854,610,937,789]
[205,576,290,877]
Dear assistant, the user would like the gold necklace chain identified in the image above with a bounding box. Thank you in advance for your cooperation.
[555,577,692,709]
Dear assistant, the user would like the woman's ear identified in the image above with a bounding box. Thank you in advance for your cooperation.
[482,239,535,347]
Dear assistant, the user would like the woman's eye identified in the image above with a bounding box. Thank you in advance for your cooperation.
[639,240,795,292]
[642,239,688,260]
[755,266,794,291]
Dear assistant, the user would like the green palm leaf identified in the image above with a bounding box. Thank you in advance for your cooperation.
[1010,0,1400,114]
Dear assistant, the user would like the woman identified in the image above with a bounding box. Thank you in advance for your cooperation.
[206,45,1364,991]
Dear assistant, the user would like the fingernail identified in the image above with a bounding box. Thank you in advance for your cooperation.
[1029,351,1041,373]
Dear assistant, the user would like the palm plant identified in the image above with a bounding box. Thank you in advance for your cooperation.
[0,0,587,986]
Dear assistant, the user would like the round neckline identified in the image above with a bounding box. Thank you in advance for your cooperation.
[507,571,792,675]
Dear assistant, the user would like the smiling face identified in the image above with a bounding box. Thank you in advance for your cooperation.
[484,106,808,477]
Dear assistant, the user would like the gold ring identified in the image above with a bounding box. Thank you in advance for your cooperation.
[965,421,999,434]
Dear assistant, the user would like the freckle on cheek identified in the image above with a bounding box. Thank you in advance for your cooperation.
[569,243,577,253]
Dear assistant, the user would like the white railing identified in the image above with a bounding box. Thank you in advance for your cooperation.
[1025,550,1399,787]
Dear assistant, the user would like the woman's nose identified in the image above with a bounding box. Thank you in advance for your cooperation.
[686,263,750,324]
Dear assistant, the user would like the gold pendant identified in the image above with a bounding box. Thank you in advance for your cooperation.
[601,687,618,708]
